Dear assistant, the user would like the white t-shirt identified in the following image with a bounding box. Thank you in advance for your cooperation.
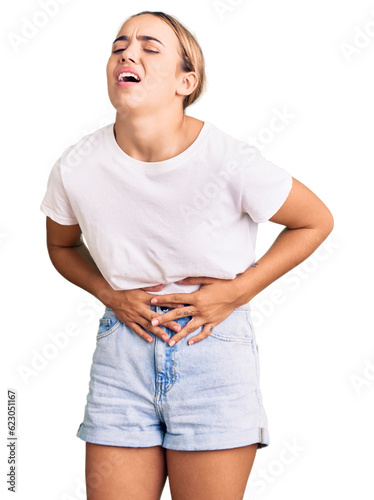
[40,120,293,296]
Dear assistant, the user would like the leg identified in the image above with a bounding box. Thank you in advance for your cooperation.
[166,443,258,500]
[85,442,168,500]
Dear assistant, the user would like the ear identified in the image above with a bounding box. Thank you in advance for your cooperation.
[176,72,198,98]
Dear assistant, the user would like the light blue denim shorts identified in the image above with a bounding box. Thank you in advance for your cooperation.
[76,303,269,451]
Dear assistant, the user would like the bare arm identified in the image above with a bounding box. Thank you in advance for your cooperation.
[135,176,334,346]
[43,216,183,342]
[44,217,115,305]
[232,176,334,305]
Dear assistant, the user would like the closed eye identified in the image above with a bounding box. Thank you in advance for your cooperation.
[112,49,159,54]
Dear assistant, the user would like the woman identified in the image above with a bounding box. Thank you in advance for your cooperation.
[40,10,334,500]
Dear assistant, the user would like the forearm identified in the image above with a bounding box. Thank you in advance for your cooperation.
[47,243,114,306]
[233,224,333,306]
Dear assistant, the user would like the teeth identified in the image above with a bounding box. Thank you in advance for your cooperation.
[117,72,140,82]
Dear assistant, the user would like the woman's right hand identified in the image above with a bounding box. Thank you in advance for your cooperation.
[43,218,184,344]
[102,285,186,343]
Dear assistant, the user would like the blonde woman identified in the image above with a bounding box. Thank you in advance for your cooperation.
[40,10,333,500]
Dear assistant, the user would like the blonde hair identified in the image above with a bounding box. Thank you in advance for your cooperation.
[119,10,207,111]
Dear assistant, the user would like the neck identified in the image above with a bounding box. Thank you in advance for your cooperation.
[113,110,191,163]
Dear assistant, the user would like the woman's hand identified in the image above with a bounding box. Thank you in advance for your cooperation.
[147,276,245,346]
[103,285,186,344]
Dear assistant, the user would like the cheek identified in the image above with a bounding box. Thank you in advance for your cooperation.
[146,60,172,86]
[148,71,175,95]
[106,58,115,78]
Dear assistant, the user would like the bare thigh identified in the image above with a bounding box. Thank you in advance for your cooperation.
[85,443,168,500]
[166,443,258,500]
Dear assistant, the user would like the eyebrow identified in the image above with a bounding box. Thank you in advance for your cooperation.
[112,35,165,47]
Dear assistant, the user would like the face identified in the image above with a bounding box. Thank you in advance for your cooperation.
[106,14,196,115]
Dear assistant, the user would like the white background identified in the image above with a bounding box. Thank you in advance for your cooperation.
[2,0,373,498]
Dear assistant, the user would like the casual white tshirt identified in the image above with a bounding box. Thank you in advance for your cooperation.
[40,120,293,297]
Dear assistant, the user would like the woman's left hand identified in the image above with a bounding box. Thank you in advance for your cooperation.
[148,276,247,346]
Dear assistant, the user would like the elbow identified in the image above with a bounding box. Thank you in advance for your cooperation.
[324,207,334,235]
[317,207,334,242]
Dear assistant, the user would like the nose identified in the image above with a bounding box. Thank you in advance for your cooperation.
[121,54,135,64]
[119,39,138,64]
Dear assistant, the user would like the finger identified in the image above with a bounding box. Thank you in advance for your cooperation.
[134,318,172,342]
[127,322,156,343]
[148,309,184,332]
[184,324,214,346]
[151,303,185,309]
[150,292,195,305]
[149,313,181,333]
[151,306,197,326]
[136,309,183,334]
[167,319,203,346]
[155,317,182,333]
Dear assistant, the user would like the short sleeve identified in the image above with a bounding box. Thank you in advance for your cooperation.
[240,146,293,223]
[40,158,79,225]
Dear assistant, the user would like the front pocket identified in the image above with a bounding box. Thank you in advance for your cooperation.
[96,312,121,341]
[209,309,253,344]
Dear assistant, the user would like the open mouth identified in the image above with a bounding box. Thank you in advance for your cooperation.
[117,72,141,83]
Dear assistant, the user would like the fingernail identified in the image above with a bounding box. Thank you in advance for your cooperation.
[162,335,168,341]
[173,325,180,332]
[152,319,159,326]
[188,340,194,345]
[151,298,158,304]
[169,340,175,347]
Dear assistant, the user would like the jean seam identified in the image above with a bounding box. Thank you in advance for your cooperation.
[209,332,253,344]
[252,342,261,429]
[96,320,121,341]
[245,311,254,336]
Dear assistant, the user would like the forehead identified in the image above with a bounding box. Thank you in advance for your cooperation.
[116,14,177,46]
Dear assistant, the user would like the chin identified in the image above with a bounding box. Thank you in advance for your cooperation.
[108,92,136,111]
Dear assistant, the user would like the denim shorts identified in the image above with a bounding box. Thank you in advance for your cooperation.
[76,303,269,451]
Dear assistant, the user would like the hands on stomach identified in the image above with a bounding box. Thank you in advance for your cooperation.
[102,277,244,346]
[103,283,187,344]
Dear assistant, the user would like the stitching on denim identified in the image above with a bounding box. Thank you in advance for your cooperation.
[245,311,254,336]
[209,332,253,344]
[153,391,165,423]
[96,320,120,340]
[252,342,262,427]
[161,343,176,394]
[212,310,253,342]
[153,340,166,421]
